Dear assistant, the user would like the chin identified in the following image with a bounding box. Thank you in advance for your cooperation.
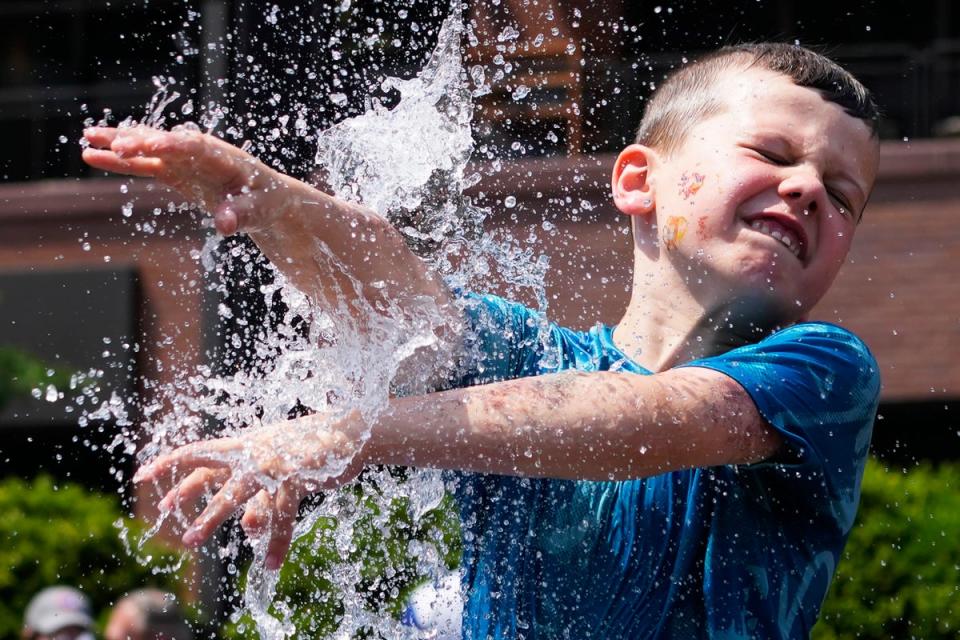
[710,286,806,334]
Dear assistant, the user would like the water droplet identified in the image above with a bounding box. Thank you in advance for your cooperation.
[58,135,68,144]
[329,92,348,106]
[504,196,517,208]
[512,85,530,100]
[654,5,663,13]
[45,384,59,403]
[497,26,520,42]
[265,4,280,25]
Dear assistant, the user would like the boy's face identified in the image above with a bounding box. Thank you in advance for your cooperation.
[626,67,879,321]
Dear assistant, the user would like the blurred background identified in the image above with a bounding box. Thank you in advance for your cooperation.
[0,0,957,637]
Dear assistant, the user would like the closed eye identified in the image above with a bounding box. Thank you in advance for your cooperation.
[749,146,790,166]
[827,188,853,216]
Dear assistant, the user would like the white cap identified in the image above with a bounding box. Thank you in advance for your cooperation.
[24,586,94,635]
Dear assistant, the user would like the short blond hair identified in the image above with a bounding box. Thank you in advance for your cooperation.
[635,43,880,155]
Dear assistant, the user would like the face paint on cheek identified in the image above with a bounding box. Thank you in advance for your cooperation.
[696,216,708,240]
[663,216,688,250]
[679,172,706,199]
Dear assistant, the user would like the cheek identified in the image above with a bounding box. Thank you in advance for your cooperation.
[820,214,856,264]
[696,216,709,240]
[678,171,707,199]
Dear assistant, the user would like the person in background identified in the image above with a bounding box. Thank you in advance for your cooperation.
[104,589,192,640]
[22,586,96,640]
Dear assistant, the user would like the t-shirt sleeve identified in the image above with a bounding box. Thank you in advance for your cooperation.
[454,291,552,384]
[682,322,880,531]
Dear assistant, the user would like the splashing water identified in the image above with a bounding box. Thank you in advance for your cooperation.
[82,2,550,638]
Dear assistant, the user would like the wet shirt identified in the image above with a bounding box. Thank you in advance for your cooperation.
[449,293,880,640]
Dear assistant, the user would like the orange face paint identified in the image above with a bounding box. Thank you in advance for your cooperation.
[663,216,688,250]
[679,172,706,199]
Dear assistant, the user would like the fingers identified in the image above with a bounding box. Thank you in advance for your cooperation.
[240,489,274,537]
[83,126,254,186]
[158,467,229,513]
[134,438,238,486]
[82,127,120,147]
[265,485,299,570]
[241,486,299,571]
[182,476,259,547]
[81,148,165,177]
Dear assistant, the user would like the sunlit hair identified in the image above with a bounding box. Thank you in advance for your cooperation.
[635,42,881,154]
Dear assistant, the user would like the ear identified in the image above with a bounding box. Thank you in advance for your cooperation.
[612,144,658,217]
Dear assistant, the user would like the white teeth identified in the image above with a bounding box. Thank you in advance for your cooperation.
[749,220,802,258]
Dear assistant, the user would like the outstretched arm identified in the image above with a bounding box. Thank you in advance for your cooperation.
[369,366,781,479]
[82,127,457,327]
[136,366,781,568]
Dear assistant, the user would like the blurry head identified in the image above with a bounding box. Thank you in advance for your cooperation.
[104,589,192,640]
[635,42,880,156]
[22,586,95,640]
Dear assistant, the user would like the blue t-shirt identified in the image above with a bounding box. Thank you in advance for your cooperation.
[449,293,880,640]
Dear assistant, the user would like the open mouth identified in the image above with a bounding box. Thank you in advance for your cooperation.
[742,213,809,262]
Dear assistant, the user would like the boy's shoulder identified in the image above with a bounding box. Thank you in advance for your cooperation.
[460,292,878,391]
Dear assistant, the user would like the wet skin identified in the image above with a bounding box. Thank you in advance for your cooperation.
[84,67,875,570]
[610,67,879,370]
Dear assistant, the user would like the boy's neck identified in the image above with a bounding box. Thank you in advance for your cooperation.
[612,264,786,372]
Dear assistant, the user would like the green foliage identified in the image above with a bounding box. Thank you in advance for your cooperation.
[0,475,185,638]
[220,459,959,639]
[814,459,960,639]
[224,483,462,639]
[0,346,73,411]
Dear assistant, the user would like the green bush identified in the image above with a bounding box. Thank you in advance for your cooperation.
[0,475,185,638]
[224,481,461,639]
[814,459,960,639]
[221,459,958,639]
[0,346,73,411]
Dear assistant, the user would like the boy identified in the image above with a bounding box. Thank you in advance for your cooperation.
[83,42,881,638]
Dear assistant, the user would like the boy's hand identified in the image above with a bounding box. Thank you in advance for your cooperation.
[82,126,296,235]
[135,413,366,570]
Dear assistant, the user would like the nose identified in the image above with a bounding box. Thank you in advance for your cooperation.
[777,167,825,215]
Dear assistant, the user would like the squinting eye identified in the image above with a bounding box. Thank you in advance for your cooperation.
[828,190,853,215]
[755,149,789,165]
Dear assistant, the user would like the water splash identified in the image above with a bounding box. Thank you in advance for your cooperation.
[314,4,478,257]
[81,1,550,637]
